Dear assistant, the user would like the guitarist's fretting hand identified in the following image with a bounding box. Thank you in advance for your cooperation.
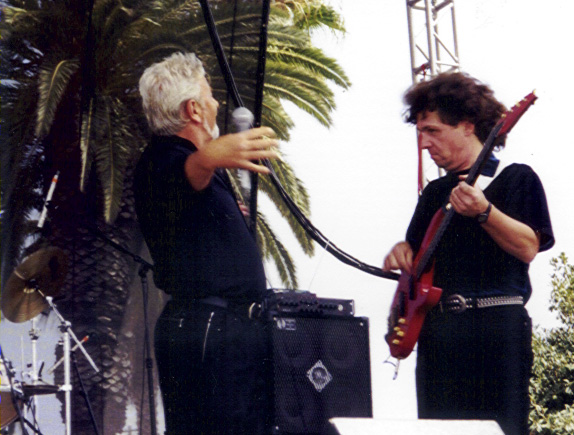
[449,175,490,218]
[382,241,414,275]
[451,175,540,263]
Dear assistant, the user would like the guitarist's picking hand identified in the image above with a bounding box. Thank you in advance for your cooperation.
[383,241,414,274]
[450,180,489,218]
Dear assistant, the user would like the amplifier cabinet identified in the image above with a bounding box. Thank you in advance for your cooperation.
[269,315,372,434]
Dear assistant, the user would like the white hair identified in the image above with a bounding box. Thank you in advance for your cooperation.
[139,52,206,135]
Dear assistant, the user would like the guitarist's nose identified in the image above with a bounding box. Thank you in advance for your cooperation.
[418,133,432,150]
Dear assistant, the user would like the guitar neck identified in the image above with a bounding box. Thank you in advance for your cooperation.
[414,206,454,279]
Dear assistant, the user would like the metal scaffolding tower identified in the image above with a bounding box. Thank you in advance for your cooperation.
[406,0,461,189]
[406,0,461,82]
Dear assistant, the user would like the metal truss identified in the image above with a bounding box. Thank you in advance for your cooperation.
[406,0,461,82]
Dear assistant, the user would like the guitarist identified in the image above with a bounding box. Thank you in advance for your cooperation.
[382,73,554,435]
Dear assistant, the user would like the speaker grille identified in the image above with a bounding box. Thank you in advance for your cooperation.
[271,316,372,434]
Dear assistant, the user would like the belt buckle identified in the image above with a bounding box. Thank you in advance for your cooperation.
[446,294,467,313]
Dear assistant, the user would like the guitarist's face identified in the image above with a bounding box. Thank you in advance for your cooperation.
[416,111,477,173]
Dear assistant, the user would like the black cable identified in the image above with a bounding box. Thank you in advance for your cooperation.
[263,159,400,281]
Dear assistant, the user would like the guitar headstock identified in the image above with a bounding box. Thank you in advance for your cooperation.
[497,91,537,137]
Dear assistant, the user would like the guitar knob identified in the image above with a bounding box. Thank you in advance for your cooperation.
[398,318,407,324]
[392,339,401,345]
[397,331,405,337]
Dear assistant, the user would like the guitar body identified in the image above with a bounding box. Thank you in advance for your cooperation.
[386,208,444,359]
[386,268,442,359]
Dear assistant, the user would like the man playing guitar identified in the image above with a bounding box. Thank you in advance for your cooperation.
[382,73,554,435]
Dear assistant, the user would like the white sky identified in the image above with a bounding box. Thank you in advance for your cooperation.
[262,0,574,421]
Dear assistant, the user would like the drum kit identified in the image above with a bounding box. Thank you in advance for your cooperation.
[0,247,99,435]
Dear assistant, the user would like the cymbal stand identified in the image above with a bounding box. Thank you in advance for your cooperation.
[42,294,99,435]
[26,317,40,431]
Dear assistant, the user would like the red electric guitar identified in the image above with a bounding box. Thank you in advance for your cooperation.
[386,91,538,360]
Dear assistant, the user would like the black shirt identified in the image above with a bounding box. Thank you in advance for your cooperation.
[134,135,266,302]
[406,158,554,302]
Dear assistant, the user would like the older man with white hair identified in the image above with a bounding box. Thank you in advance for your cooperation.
[135,52,278,434]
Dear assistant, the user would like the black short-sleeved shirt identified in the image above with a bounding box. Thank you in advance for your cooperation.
[134,135,266,302]
[406,158,554,302]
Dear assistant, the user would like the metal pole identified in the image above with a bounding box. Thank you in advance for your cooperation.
[424,0,437,75]
[62,324,72,435]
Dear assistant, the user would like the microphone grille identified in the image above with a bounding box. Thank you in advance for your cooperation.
[232,107,254,130]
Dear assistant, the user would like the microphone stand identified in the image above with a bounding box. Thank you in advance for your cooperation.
[71,348,100,435]
[87,227,157,435]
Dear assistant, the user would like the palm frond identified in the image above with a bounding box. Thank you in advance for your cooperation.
[80,98,96,192]
[266,60,336,109]
[267,46,351,89]
[36,59,79,138]
[257,211,298,288]
[261,98,294,141]
[272,0,346,33]
[259,160,315,257]
[92,97,134,222]
[264,82,331,126]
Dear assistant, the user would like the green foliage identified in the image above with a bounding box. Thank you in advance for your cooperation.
[530,253,574,434]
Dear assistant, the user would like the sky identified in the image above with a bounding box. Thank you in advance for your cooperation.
[261,0,574,421]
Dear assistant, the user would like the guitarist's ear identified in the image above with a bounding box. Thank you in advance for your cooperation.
[461,120,476,137]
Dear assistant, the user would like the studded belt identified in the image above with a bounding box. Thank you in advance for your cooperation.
[438,294,524,314]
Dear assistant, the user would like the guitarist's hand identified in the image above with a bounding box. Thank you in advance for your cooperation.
[450,177,490,218]
[383,241,414,274]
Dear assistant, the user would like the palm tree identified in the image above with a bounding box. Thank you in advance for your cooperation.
[1,0,349,432]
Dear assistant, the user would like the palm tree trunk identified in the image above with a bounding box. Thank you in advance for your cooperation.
[41,88,152,433]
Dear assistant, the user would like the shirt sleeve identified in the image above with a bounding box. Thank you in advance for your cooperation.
[499,164,554,252]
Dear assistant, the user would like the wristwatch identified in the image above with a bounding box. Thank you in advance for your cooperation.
[476,202,492,224]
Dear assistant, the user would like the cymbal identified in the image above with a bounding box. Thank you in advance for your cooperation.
[1,247,68,323]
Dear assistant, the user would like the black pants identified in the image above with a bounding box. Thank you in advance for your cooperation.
[416,305,533,435]
[155,300,272,435]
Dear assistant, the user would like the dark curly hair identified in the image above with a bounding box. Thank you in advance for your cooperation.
[403,72,507,145]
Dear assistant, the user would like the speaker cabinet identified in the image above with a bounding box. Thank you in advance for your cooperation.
[270,316,372,434]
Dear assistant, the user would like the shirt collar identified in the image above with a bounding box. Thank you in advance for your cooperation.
[451,154,500,178]
[151,134,198,152]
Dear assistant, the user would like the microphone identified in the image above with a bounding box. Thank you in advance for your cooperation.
[37,171,60,229]
[232,106,254,132]
[232,108,255,191]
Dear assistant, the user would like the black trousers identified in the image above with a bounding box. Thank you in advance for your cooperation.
[155,299,272,435]
[416,304,533,435]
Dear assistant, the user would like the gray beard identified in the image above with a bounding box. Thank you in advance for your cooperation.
[203,117,220,140]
